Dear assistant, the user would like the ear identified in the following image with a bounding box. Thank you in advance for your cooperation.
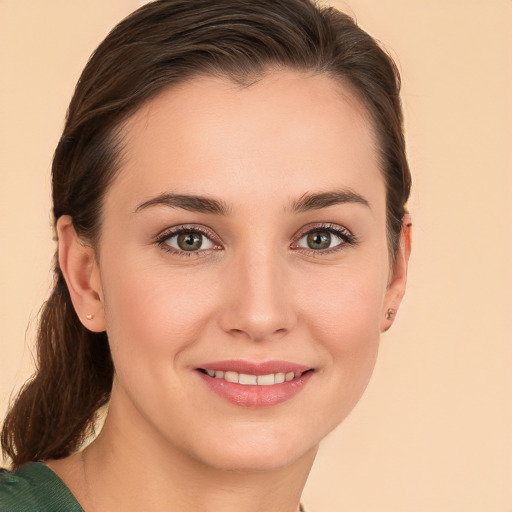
[56,215,105,332]
[381,214,412,332]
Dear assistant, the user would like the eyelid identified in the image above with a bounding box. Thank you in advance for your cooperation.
[290,222,358,252]
[153,222,357,257]
[154,224,223,255]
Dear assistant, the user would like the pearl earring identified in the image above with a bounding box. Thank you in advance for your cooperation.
[86,314,94,320]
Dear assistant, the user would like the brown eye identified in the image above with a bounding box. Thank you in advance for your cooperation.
[296,227,350,252]
[177,232,202,251]
[164,230,214,252]
[306,231,332,250]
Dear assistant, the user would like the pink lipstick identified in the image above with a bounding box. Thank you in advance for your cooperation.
[196,360,314,408]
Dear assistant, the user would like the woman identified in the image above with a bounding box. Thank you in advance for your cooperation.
[0,0,411,510]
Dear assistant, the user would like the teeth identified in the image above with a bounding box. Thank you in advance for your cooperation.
[224,371,238,383]
[257,374,275,386]
[239,373,257,385]
[204,369,303,386]
[274,373,285,384]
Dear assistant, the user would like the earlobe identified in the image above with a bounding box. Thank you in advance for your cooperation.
[56,215,106,333]
[381,214,412,333]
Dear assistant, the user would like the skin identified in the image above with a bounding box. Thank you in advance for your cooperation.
[50,70,411,512]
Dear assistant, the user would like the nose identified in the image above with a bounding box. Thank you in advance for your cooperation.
[218,248,297,342]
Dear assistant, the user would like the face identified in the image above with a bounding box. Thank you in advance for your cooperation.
[90,71,397,471]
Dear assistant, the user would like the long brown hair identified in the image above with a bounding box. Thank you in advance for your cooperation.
[2,0,411,468]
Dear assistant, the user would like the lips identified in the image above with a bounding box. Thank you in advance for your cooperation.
[196,360,314,407]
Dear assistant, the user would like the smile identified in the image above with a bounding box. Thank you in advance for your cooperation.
[196,361,314,407]
[199,369,305,386]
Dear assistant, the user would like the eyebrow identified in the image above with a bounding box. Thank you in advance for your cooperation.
[134,188,370,216]
[135,193,231,215]
[289,189,370,213]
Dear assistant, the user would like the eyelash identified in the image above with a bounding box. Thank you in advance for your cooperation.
[291,223,358,255]
[154,223,358,258]
[155,225,221,258]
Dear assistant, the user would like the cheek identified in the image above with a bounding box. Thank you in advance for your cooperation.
[300,262,386,346]
[100,258,220,362]
[297,263,386,419]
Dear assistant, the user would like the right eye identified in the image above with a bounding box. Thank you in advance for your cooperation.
[164,230,215,252]
[156,226,220,257]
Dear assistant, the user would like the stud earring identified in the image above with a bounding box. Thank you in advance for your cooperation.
[385,308,397,320]
[86,314,94,320]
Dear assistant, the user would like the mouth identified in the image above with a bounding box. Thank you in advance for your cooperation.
[197,368,312,386]
[195,361,315,408]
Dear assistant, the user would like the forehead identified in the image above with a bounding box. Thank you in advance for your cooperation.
[110,70,384,215]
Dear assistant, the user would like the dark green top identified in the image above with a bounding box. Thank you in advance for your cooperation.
[0,462,84,511]
[0,461,310,511]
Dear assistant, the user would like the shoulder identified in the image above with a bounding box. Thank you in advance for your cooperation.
[0,462,84,512]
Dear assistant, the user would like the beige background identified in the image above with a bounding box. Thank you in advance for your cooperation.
[1,1,510,510]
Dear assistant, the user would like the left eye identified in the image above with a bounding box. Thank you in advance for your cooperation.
[164,231,215,252]
[297,229,345,251]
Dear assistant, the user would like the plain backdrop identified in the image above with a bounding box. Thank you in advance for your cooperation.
[0,1,510,510]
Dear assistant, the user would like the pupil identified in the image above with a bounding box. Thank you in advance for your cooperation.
[178,232,202,251]
[307,231,331,250]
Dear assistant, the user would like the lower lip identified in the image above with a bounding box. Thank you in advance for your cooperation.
[197,371,314,408]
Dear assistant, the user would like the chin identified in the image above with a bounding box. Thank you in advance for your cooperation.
[186,422,320,473]
[202,445,315,473]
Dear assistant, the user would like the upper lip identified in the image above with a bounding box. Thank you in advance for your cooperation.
[196,360,312,375]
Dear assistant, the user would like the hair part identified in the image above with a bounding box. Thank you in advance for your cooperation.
[2,0,411,468]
